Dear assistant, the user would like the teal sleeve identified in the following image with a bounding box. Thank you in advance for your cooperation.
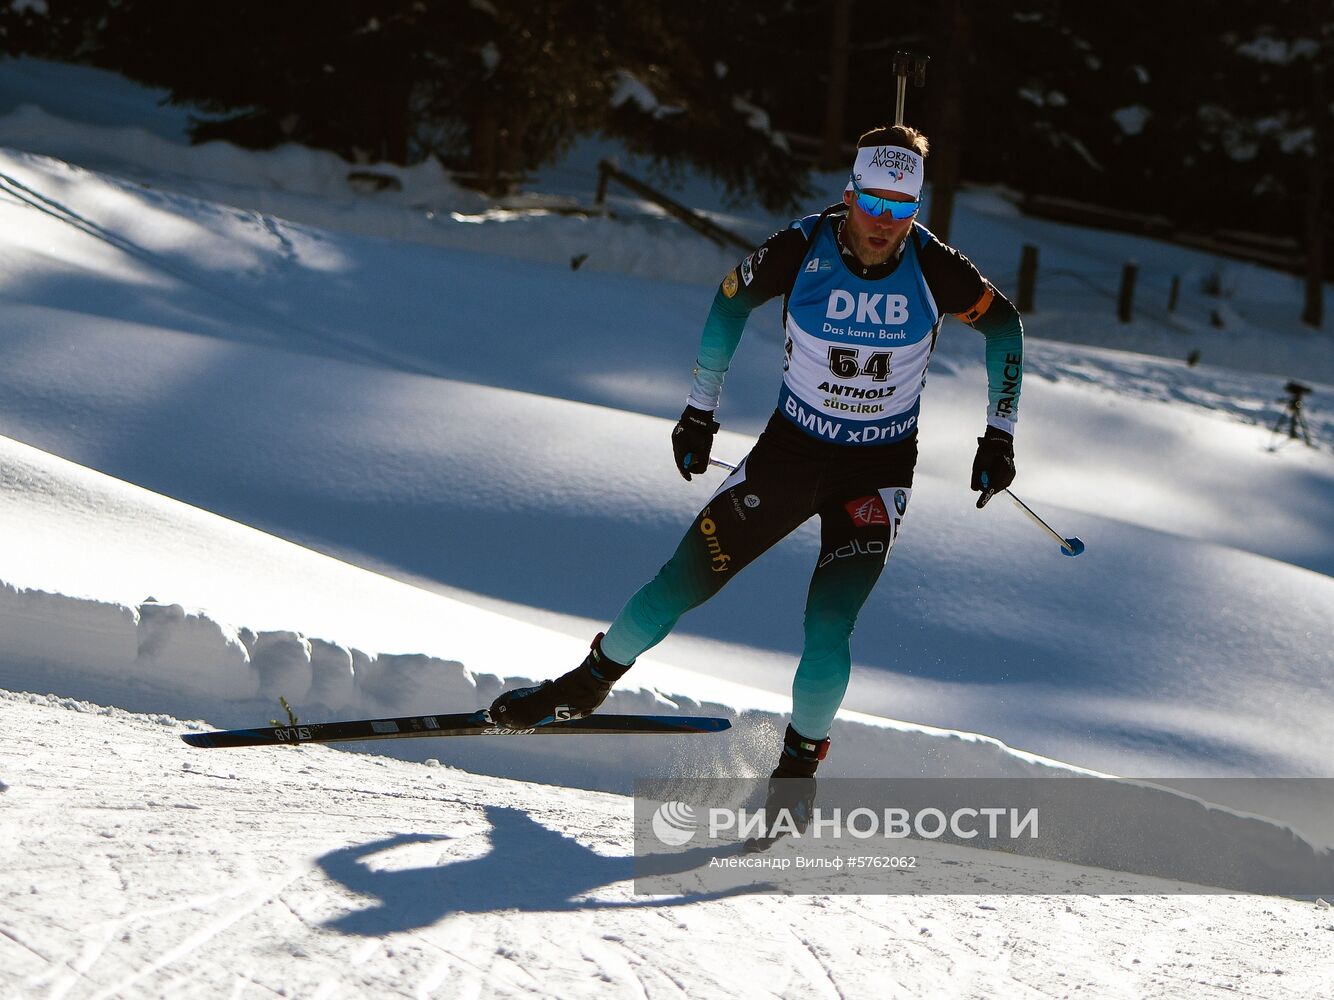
[686,288,755,411]
[971,292,1023,433]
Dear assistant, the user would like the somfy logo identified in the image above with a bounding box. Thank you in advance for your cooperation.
[652,801,698,846]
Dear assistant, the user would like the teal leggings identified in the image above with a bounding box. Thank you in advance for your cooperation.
[602,416,915,740]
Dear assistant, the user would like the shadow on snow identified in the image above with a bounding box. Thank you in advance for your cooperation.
[315,804,758,934]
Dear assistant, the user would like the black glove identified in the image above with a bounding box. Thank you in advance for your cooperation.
[671,405,720,481]
[971,427,1015,509]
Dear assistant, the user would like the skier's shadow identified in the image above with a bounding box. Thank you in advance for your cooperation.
[316,805,760,935]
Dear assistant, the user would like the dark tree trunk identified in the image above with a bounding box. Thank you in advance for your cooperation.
[927,0,968,244]
[1302,146,1325,329]
[379,74,411,165]
[1302,33,1326,328]
[497,113,528,196]
[471,104,500,195]
[821,0,852,170]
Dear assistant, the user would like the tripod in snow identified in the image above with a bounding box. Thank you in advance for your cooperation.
[1269,380,1314,449]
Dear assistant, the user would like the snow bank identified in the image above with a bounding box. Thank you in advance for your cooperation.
[0,576,1110,792]
[6,579,1334,897]
[0,582,489,720]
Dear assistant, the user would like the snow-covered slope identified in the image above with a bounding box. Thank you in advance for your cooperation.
[3,54,1331,381]
[2,56,1334,1000]
[1,142,1330,782]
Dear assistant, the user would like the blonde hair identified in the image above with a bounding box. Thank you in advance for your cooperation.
[857,125,929,158]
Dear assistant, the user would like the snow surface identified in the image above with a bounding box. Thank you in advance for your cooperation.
[6,691,1332,998]
[1,56,1333,998]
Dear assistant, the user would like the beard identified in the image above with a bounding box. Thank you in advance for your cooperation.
[842,219,904,266]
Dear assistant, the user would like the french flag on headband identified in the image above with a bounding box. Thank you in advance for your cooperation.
[845,145,924,199]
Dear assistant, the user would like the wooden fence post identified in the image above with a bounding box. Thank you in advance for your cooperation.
[1017,244,1038,313]
[1118,261,1138,323]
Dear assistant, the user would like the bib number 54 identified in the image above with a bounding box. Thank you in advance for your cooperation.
[828,346,892,382]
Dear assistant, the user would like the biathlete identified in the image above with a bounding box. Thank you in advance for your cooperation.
[489,124,1025,838]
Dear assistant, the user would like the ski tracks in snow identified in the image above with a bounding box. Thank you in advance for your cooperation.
[4,690,1334,999]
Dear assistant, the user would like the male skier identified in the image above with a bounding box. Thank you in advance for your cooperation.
[490,125,1023,833]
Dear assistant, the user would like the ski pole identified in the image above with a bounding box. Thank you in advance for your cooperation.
[713,458,1082,557]
[1004,489,1085,557]
[892,51,930,126]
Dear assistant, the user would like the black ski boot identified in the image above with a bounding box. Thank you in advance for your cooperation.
[488,633,631,729]
[744,724,830,853]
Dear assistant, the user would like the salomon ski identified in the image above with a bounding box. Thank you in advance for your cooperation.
[181,710,730,748]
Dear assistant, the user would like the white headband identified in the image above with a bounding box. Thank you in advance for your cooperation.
[846,145,924,199]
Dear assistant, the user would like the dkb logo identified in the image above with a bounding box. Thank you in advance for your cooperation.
[826,290,910,324]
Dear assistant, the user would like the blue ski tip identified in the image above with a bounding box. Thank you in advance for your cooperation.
[1061,537,1086,557]
[181,732,217,747]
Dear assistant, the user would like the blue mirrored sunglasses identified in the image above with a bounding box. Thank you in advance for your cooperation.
[850,178,919,220]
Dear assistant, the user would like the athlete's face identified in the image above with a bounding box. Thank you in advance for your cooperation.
[841,186,917,266]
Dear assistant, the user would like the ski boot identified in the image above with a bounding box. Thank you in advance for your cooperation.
[744,724,830,853]
[488,633,631,729]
